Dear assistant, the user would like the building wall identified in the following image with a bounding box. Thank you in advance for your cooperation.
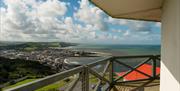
[161,0,180,91]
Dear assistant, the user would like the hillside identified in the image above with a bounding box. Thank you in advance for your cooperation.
[0,42,78,51]
[0,57,56,84]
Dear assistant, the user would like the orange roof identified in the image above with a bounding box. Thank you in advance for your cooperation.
[116,64,160,81]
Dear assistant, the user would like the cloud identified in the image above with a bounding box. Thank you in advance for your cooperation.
[106,17,128,25]
[128,21,154,32]
[0,0,68,41]
[74,0,108,31]
[0,0,160,44]
[155,22,161,27]
[123,30,130,36]
[0,0,106,42]
[107,17,155,32]
[36,0,67,17]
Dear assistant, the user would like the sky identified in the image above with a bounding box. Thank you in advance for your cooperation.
[0,0,161,45]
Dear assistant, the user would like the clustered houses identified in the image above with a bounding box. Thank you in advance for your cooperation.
[0,48,94,72]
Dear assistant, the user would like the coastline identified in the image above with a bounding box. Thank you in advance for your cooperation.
[62,44,160,68]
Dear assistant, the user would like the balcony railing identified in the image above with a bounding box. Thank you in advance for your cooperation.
[5,55,160,91]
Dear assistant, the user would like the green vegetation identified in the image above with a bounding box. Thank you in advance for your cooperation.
[2,78,72,91]
[36,80,70,91]
[23,47,38,51]
[0,57,56,84]
[89,75,99,84]
[2,79,37,90]
[49,42,61,47]
[2,74,109,90]
[0,42,78,51]
[36,76,100,91]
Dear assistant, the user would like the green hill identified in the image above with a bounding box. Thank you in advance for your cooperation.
[0,42,78,51]
[0,57,56,84]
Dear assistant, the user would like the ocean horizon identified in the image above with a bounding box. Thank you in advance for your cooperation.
[68,44,161,56]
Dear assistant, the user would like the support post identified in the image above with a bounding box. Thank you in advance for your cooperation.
[138,87,144,91]
[108,58,114,91]
[109,59,113,83]
[81,66,89,91]
[152,56,157,78]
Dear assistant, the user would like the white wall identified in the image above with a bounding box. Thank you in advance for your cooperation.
[161,0,180,91]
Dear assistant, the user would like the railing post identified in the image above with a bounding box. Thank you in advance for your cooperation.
[152,56,157,78]
[138,87,144,91]
[109,58,114,90]
[81,66,89,91]
[109,59,113,83]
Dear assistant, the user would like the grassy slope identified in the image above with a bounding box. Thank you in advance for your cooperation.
[3,75,100,91]
[2,79,68,91]
[2,79,37,90]
[0,42,78,51]
[36,80,68,91]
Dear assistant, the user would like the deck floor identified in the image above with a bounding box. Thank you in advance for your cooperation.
[112,79,160,91]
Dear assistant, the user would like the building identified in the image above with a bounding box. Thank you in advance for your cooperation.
[90,0,180,91]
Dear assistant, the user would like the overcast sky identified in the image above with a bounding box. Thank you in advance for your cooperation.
[0,0,161,44]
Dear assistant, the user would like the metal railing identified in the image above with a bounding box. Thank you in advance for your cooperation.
[5,55,160,91]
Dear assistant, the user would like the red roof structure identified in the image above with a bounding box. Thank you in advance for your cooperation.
[116,64,160,81]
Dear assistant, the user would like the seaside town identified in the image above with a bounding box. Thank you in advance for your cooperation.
[0,48,97,71]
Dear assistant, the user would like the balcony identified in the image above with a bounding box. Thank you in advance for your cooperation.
[4,55,160,91]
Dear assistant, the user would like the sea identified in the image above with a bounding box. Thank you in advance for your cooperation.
[66,44,161,72]
[68,44,160,56]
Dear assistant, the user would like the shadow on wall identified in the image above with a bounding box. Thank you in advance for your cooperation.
[161,61,180,86]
